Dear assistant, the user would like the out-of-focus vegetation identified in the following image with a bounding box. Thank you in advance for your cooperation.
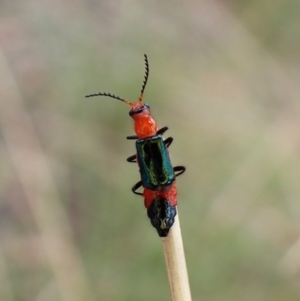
[1,1,300,300]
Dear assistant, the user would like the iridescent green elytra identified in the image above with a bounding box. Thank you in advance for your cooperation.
[136,135,175,190]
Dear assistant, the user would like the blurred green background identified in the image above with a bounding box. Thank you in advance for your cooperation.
[1,1,300,300]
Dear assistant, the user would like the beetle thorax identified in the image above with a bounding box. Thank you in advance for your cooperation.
[133,114,157,138]
[129,103,158,138]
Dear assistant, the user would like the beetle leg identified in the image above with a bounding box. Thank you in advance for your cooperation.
[173,165,186,178]
[164,137,173,148]
[131,180,143,195]
[156,126,169,136]
[126,135,138,140]
[127,154,137,163]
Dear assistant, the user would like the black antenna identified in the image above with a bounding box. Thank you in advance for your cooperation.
[139,54,149,102]
[85,92,133,106]
[86,54,149,106]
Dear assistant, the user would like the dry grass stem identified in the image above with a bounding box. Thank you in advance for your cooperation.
[162,210,192,301]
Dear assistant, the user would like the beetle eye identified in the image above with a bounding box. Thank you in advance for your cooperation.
[129,104,150,116]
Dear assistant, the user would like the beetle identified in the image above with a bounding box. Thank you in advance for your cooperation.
[86,54,186,236]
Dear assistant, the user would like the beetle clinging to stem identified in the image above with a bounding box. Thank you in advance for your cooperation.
[86,54,186,237]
